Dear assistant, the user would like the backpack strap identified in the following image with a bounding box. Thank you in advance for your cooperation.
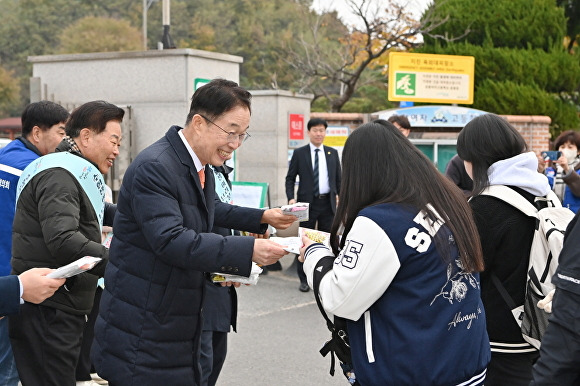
[479,186,536,313]
[490,273,517,311]
[312,254,336,327]
[480,185,562,214]
[480,185,539,217]
[312,254,339,376]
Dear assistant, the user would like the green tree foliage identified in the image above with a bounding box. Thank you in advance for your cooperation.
[59,17,142,54]
[0,0,422,116]
[0,65,20,117]
[0,0,143,114]
[424,0,566,51]
[420,0,580,134]
[341,84,396,113]
[424,43,580,93]
[179,0,320,90]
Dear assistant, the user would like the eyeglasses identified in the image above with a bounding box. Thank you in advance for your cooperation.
[199,114,251,144]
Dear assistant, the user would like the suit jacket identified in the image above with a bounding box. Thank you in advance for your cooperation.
[93,126,267,386]
[285,144,341,213]
[0,275,19,316]
[203,164,238,333]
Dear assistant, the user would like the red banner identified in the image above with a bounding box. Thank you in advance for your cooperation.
[289,114,304,140]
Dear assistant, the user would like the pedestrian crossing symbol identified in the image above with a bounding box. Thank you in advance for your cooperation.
[395,73,416,96]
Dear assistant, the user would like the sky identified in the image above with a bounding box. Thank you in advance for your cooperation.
[311,0,433,26]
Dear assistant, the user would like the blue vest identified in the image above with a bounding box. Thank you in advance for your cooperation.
[0,139,40,276]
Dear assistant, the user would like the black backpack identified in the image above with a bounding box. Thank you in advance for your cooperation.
[312,256,360,385]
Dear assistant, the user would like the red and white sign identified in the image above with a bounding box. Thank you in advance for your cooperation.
[289,114,304,140]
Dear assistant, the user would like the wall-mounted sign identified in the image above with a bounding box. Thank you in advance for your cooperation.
[323,126,349,148]
[194,78,211,91]
[388,52,475,104]
[231,181,269,208]
[377,105,487,128]
[289,113,304,141]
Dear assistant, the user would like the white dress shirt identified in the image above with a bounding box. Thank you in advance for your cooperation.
[309,143,330,195]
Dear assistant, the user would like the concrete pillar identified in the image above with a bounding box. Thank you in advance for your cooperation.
[237,90,313,207]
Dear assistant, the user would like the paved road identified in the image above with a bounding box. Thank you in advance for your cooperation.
[218,254,346,386]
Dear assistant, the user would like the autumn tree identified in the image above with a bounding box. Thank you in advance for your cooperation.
[58,17,143,54]
[286,0,454,112]
[0,65,20,117]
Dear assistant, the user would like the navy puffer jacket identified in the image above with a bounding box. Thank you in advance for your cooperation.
[93,126,265,385]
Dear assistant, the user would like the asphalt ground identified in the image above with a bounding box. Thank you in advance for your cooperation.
[218,253,346,386]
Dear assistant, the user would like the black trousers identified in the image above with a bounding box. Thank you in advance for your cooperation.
[486,351,540,386]
[9,303,85,386]
[76,286,102,381]
[199,330,228,386]
[297,196,334,284]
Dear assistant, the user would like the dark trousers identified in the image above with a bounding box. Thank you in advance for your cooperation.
[486,351,539,386]
[199,330,228,386]
[297,196,334,284]
[9,303,85,386]
[76,287,102,381]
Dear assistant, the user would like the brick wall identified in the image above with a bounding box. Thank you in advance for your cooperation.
[502,115,552,152]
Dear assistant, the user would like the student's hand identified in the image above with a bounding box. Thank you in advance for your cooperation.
[261,208,297,230]
[19,268,66,304]
[252,239,287,266]
[298,235,316,262]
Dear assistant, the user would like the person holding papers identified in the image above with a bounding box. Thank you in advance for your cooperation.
[93,79,295,386]
[0,268,65,316]
[8,101,123,386]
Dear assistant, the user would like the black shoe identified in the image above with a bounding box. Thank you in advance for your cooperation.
[265,261,282,271]
[299,283,310,292]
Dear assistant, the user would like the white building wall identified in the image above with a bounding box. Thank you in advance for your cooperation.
[28,49,313,203]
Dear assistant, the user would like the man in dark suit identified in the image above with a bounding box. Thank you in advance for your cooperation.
[93,79,296,386]
[199,163,239,386]
[285,118,341,292]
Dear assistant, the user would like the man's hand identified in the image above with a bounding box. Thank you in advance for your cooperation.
[261,208,297,230]
[555,154,570,173]
[252,239,287,266]
[298,235,316,262]
[249,230,269,239]
[19,268,66,304]
[219,281,242,288]
[288,199,296,205]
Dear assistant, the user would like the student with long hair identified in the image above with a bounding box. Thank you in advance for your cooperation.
[300,120,490,385]
[456,113,552,385]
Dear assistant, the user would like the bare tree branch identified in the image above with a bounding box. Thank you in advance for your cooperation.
[286,0,460,111]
